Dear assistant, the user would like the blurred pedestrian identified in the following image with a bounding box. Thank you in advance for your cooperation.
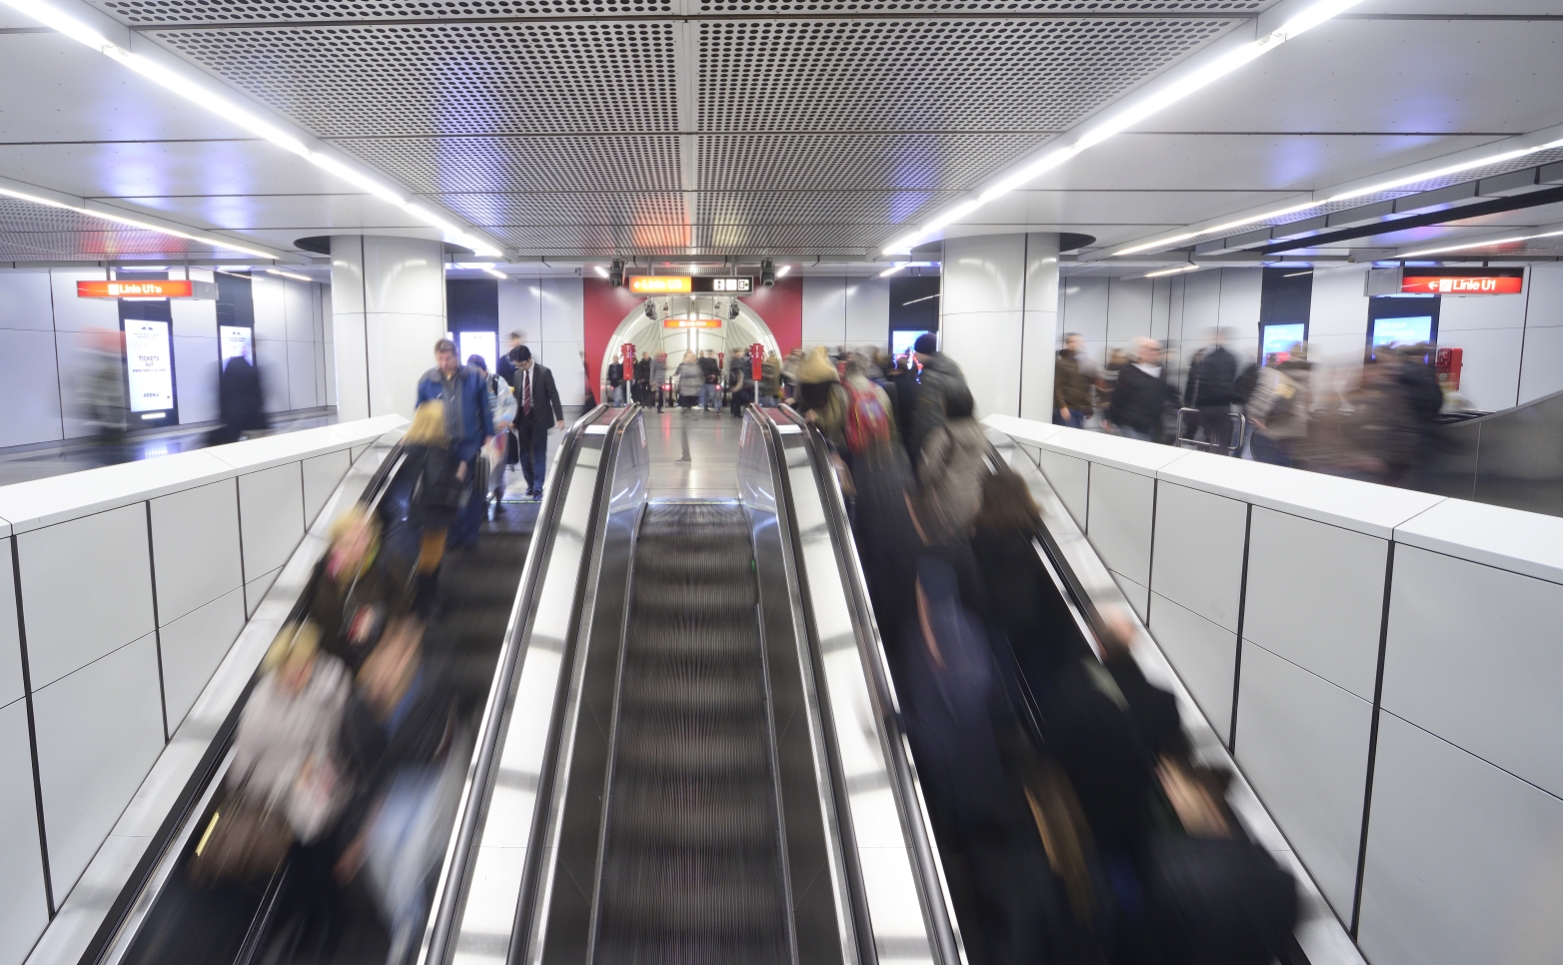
[971,471,1093,691]
[510,345,565,499]
[919,386,987,533]
[650,350,667,411]
[1053,333,1093,429]
[306,505,414,671]
[759,350,782,407]
[1247,343,1313,467]
[415,339,492,549]
[211,354,269,445]
[676,350,704,410]
[912,332,971,462]
[634,351,652,405]
[606,354,625,407]
[79,327,127,456]
[794,346,849,449]
[496,331,525,388]
[334,616,461,965]
[841,354,897,461]
[698,349,721,412]
[1105,338,1173,443]
[891,352,922,457]
[469,355,517,513]
[1185,329,1240,453]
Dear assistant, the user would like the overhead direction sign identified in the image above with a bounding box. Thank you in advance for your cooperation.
[1401,269,1524,296]
[77,279,194,298]
[627,275,754,295]
[663,318,723,328]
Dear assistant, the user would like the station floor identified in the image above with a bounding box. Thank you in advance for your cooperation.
[0,408,336,487]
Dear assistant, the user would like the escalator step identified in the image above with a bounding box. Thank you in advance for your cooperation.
[593,501,790,965]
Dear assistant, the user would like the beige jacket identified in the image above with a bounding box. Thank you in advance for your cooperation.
[919,417,989,532]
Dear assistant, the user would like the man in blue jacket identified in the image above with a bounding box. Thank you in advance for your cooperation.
[416,338,493,548]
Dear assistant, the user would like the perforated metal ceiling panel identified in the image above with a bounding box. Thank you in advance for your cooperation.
[153,22,681,136]
[697,19,1234,132]
[442,192,690,227]
[334,137,684,193]
[0,199,255,261]
[698,133,1055,191]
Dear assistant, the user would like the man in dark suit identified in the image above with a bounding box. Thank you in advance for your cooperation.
[511,345,565,498]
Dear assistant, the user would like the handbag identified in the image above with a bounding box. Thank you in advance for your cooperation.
[188,787,294,886]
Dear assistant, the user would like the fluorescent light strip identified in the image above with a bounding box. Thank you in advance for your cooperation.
[1144,264,1202,278]
[593,265,610,278]
[1400,229,1563,260]
[883,0,1367,254]
[1114,137,1563,257]
[3,0,503,258]
[0,182,280,259]
[776,264,791,277]
[265,267,312,282]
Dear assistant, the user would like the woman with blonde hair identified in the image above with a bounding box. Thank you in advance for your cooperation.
[384,401,464,579]
[306,504,412,670]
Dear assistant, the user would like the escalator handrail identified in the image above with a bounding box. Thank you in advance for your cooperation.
[767,406,967,965]
[417,403,617,965]
[83,426,410,965]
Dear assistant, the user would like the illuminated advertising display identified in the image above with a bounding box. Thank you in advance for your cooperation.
[125,319,175,413]
[628,275,754,294]
[662,318,723,329]
[629,276,693,294]
[220,325,253,365]
[78,279,195,298]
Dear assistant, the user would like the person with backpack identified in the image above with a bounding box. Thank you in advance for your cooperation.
[1247,343,1313,466]
[841,354,896,460]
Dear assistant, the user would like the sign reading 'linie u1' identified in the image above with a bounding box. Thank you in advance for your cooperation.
[1401,269,1525,296]
[77,279,194,298]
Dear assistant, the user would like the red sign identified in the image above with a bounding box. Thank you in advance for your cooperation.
[1401,273,1524,296]
[77,279,194,298]
[663,318,722,328]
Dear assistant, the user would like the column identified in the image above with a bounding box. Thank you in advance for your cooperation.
[939,232,1060,422]
[330,235,447,422]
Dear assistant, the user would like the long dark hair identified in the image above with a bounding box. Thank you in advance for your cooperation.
[972,470,1040,531]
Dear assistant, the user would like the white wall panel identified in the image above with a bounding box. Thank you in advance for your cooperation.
[942,311,1022,418]
[1518,324,1563,404]
[172,335,219,425]
[1059,277,1108,343]
[237,463,304,580]
[0,543,20,707]
[0,271,53,331]
[287,340,319,409]
[1147,592,1234,737]
[844,277,889,347]
[169,295,215,341]
[1382,545,1563,799]
[1439,326,1523,411]
[1180,268,1223,336]
[1105,278,1153,344]
[497,279,541,344]
[1149,482,1246,632]
[0,329,63,448]
[538,278,584,343]
[1525,264,1563,328]
[283,279,314,343]
[158,587,245,730]
[48,270,117,333]
[250,273,287,342]
[1309,265,1371,339]
[324,342,337,406]
[366,312,447,421]
[1036,447,1089,530]
[0,698,47,965]
[1114,572,1149,622]
[254,338,291,414]
[32,633,164,899]
[1149,277,1172,343]
[149,479,242,626]
[302,449,352,527]
[1216,268,1263,337]
[1235,641,1372,921]
[1244,508,1387,700]
[1440,292,1528,332]
[244,565,281,617]
[534,343,585,408]
[944,234,1024,313]
[1085,464,1155,586]
[19,503,155,689]
[1358,712,1563,965]
[802,276,846,348]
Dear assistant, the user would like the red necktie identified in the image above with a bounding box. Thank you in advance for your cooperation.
[524,371,533,414]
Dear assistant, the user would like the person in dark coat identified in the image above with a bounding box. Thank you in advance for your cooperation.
[305,506,413,672]
[415,339,493,549]
[1184,332,1240,453]
[1053,334,1094,429]
[971,472,1094,694]
[1106,338,1175,443]
[510,345,565,498]
[214,354,268,444]
[496,331,525,388]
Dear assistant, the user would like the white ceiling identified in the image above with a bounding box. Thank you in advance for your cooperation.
[0,0,1558,268]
